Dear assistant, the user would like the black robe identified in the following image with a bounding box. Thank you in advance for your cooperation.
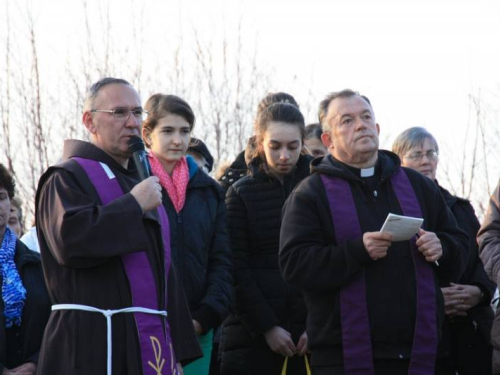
[35,140,201,375]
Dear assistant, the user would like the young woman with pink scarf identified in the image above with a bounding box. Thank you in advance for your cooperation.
[142,94,232,375]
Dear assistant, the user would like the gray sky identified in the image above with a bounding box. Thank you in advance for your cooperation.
[3,0,500,206]
[26,0,500,135]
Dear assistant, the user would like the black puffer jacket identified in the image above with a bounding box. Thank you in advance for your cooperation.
[218,150,248,192]
[220,154,312,375]
[163,158,232,333]
[0,240,51,372]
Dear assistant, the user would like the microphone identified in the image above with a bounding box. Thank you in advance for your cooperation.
[127,136,151,181]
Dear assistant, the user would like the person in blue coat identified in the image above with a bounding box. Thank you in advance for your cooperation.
[0,164,50,375]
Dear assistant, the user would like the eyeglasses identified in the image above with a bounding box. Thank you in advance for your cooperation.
[90,107,149,121]
[404,150,439,161]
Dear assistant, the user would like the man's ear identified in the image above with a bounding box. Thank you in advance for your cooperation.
[83,111,97,135]
[321,132,333,149]
[376,123,380,135]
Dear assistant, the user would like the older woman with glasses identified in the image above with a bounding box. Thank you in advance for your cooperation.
[393,127,495,375]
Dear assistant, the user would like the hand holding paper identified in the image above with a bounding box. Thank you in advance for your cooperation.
[363,231,393,260]
[380,213,441,266]
[380,213,423,242]
[415,228,442,264]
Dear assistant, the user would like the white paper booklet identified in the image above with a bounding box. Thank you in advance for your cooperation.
[380,213,423,242]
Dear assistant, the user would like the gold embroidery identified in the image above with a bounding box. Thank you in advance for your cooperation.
[147,336,166,375]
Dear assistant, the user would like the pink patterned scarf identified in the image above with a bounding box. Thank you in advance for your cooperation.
[148,152,189,213]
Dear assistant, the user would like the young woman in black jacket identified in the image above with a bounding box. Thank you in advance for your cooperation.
[142,94,232,375]
[220,101,312,375]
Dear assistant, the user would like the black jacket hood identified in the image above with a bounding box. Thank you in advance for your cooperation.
[61,139,137,176]
[311,150,402,182]
[248,154,313,181]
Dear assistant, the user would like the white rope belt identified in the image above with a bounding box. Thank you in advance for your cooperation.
[52,303,167,375]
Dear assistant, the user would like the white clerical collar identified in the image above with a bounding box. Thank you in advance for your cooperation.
[360,167,375,177]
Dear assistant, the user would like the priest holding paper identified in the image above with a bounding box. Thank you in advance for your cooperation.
[279,90,468,375]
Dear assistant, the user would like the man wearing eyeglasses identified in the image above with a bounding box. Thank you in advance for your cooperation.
[35,78,201,375]
[279,89,468,375]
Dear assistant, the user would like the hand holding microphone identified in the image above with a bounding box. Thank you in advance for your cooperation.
[128,136,162,213]
[128,135,152,180]
[131,176,162,213]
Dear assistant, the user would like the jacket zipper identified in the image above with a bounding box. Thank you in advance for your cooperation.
[177,213,184,281]
[281,176,293,331]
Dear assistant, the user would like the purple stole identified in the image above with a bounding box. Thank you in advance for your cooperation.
[74,157,177,375]
[321,168,437,375]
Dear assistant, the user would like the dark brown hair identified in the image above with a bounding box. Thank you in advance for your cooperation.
[254,92,299,134]
[305,123,322,140]
[256,92,299,116]
[143,94,195,134]
[0,164,15,199]
[252,102,305,160]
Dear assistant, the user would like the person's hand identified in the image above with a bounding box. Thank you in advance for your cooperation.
[442,283,482,317]
[442,285,471,316]
[455,284,483,308]
[416,229,442,263]
[176,362,184,375]
[130,176,162,213]
[296,330,308,356]
[363,232,393,260]
[3,362,36,374]
[441,286,470,316]
[264,326,297,357]
[192,319,203,335]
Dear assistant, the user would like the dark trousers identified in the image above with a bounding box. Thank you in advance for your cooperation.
[450,320,492,375]
[312,359,409,375]
[438,316,492,375]
[312,358,456,375]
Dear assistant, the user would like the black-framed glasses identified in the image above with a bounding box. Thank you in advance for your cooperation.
[90,107,149,121]
[404,150,439,161]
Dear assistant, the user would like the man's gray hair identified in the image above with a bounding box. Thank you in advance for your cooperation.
[318,89,372,133]
[392,127,439,158]
[83,77,132,112]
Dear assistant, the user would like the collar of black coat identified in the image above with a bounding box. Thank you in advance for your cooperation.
[186,167,226,201]
[61,139,138,176]
[247,154,313,182]
[435,180,470,207]
[311,150,401,182]
[229,150,248,170]
[14,239,41,268]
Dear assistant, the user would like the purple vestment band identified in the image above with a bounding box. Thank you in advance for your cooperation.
[74,157,176,375]
[321,175,375,375]
[391,169,437,375]
[321,168,437,375]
